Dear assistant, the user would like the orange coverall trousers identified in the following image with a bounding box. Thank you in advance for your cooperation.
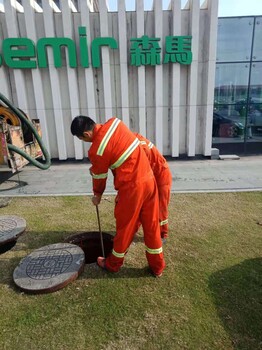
[157,167,172,238]
[134,133,172,239]
[105,176,165,276]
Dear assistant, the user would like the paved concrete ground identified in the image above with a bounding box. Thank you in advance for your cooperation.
[0,156,262,197]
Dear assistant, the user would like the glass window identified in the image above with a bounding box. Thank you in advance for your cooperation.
[250,62,262,103]
[214,63,250,105]
[212,104,245,142]
[246,104,262,141]
[216,17,254,62]
[253,17,262,61]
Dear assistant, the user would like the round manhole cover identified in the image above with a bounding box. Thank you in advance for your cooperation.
[0,215,26,246]
[13,243,85,294]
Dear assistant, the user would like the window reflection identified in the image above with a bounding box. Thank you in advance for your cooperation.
[247,63,262,142]
[213,16,262,150]
[212,105,244,143]
[250,62,262,103]
[247,104,262,141]
[217,17,253,62]
[214,64,249,105]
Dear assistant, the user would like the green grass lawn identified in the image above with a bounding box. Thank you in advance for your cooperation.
[0,192,262,350]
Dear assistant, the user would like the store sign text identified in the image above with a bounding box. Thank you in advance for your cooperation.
[0,27,192,69]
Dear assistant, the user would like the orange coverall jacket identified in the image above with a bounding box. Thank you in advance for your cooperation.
[134,133,172,238]
[88,118,165,275]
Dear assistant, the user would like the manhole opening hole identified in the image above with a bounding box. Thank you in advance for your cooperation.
[0,240,16,254]
[64,232,114,264]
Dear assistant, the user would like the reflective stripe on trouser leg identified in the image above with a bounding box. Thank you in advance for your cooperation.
[145,245,165,271]
[160,219,168,226]
[160,218,168,238]
[112,249,125,258]
[91,172,108,179]
[146,246,163,255]
[105,249,127,272]
[105,254,125,272]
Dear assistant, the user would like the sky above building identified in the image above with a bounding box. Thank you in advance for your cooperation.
[108,0,262,16]
[0,0,261,16]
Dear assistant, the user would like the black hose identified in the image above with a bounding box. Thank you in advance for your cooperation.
[0,93,51,170]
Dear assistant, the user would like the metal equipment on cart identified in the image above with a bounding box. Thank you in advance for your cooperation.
[0,93,51,172]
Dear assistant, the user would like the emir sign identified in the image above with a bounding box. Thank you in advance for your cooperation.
[0,26,192,69]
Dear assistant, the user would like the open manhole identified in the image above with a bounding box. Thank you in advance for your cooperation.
[64,232,114,264]
[13,243,85,294]
[0,240,17,254]
[0,215,26,252]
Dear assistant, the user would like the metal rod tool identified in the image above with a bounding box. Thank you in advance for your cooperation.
[96,205,105,258]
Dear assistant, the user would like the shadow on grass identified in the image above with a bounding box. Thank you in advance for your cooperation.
[0,254,23,292]
[209,258,262,350]
[82,264,155,279]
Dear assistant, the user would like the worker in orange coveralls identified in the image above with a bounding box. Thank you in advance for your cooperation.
[71,116,165,277]
[134,133,172,242]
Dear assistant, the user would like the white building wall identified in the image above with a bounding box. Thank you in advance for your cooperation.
[0,0,218,159]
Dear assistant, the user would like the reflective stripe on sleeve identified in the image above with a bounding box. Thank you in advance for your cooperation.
[140,141,147,145]
[145,246,163,254]
[112,249,125,258]
[97,118,121,156]
[160,219,168,226]
[148,142,154,149]
[110,138,140,169]
[91,172,108,179]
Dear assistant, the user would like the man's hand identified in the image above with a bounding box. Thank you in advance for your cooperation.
[92,195,101,206]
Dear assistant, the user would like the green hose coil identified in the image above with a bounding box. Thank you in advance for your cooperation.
[0,93,51,170]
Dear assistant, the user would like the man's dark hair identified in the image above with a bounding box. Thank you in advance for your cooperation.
[71,116,96,137]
